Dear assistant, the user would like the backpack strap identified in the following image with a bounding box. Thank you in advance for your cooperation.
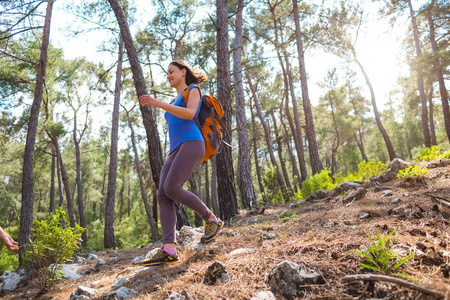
[179,84,202,130]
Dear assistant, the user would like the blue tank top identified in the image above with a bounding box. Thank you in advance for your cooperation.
[165,84,204,154]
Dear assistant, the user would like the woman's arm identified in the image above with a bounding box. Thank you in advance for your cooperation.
[139,88,201,120]
[0,226,18,251]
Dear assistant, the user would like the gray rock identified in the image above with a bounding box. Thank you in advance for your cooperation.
[381,158,410,182]
[267,260,324,299]
[70,286,98,300]
[164,292,186,300]
[102,287,135,300]
[382,190,393,197]
[226,230,236,236]
[0,270,23,291]
[96,259,106,267]
[250,291,277,300]
[389,206,410,217]
[305,189,328,202]
[391,198,402,204]
[228,248,253,256]
[359,212,370,219]
[87,253,98,260]
[113,277,127,288]
[177,226,203,250]
[262,233,276,240]
[132,256,145,264]
[334,181,362,195]
[59,264,82,280]
[204,261,229,285]
[342,187,366,204]
[72,256,85,263]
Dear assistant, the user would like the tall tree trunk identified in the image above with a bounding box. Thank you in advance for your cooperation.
[108,0,190,227]
[352,48,396,160]
[270,110,292,200]
[292,0,323,174]
[52,138,76,227]
[73,115,87,247]
[355,132,369,162]
[188,171,202,227]
[57,141,64,208]
[211,157,220,216]
[407,0,431,147]
[204,162,211,209]
[19,0,53,265]
[216,0,238,221]
[50,142,56,213]
[427,5,450,144]
[233,0,256,210]
[250,101,265,200]
[284,51,307,181]
[126,109,158,241]
[428,85,437,145]
[280,102,300,191]
[104,35,123,249]
[246,72,288,201]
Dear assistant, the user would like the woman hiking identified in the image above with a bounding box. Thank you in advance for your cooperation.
[139,60,223,266]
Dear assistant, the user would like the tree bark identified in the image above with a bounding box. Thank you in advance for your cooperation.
[50,142,56,213]
[233,0,256,210]
[216,0,238,221]
[19,0,53,265]
[73,115,87,247]
[292,0,323,174]
[104,35,123,249]
[407,0,431,147]
[204,162,211,209]
[211,157,220,216]
[427,86,437,145]
[270,110,292,200]
[57,147,64,208]
[126,109,158,242]
[427,5,450,144]
[284,51,307,181]
[246,72,288,201]
[250,101,265,200]
[108,0,190,227]
[352,48,396,161]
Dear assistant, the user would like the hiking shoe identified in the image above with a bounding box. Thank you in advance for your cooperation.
[140,248,179,266]
[201,218,224,243]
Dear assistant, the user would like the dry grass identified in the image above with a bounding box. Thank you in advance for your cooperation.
[3,163,450,299]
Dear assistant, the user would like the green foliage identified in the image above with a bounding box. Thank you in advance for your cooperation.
[417,146,441,161]
[334,159,386,184]
[439,150,450,159]
[261,167,283,204]
[0,249,19,276]
[397,165,429,178]
[350,228,414,278]
[276,211,298,223]
[299,169,335,199]
[24,208,85,291]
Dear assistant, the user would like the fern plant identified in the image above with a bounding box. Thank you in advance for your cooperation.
[351,228,414,278]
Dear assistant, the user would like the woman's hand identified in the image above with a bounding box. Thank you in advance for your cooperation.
[0,228,18,251]
[139,95,160,108]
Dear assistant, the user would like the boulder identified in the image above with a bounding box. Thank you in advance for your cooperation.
[267,260,324,299]
[59,264,82,280]
[176,226,203,250]
[70,286,98,300]
[342,188,366,204]
[204,261,228,285]
[381,158,410,182]
[0,270,24,291]
[102,287,135,300]
[334,181,362,195]
[305,189,328,202]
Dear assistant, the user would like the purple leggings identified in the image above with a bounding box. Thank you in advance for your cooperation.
[158,140,212,244]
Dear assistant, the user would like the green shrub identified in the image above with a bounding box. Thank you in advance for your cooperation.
[397,165,429,178]
[350,228,414,278]
[261,167,284,204]
[417,146,440,161]
[0,250,19,276]
[24,207,84,291]
[439,150,450,159]
[300,169,334,199]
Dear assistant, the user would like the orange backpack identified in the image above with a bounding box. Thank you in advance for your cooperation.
[181,85,224,161]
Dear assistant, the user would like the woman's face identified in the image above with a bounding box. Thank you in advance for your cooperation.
[167,64,186,88]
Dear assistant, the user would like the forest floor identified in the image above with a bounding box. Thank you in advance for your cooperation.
[3,160,450,299]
